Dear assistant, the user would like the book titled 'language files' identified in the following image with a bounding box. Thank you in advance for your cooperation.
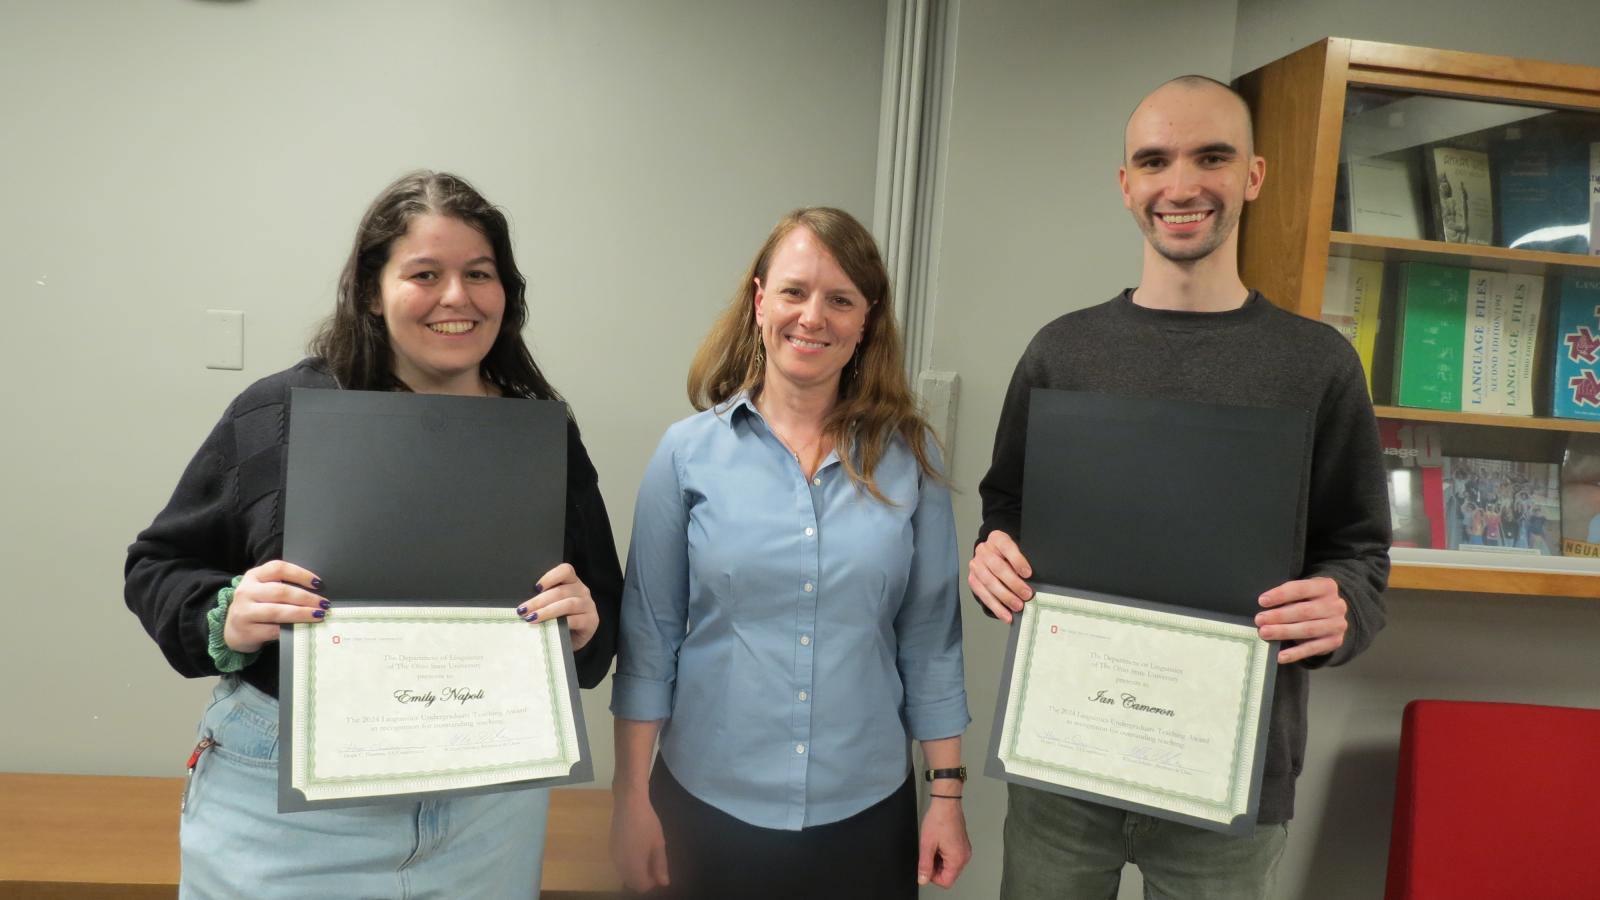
[1394,262,1542,414]
[1552,273,1600,421]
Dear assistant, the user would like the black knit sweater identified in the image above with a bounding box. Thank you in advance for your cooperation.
[978,290,1391,823]
[125,359,624,698]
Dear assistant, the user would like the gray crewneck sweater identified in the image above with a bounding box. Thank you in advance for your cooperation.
[979,289,1391,823]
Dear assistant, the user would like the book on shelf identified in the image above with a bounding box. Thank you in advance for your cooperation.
[1322,257,1383,395]
[1345,154,1424,240]
[1394,262,1467,411]
[1551,273,1600,421]
[1494,140,1589,254]
[1380,420,1445,549]
[1425,147,1492,246]
[1591,142,1600,256]
[1562,434,1600,558]
[1464,271,1545,416]
[1441,457,1562,555]
[1461,269,1499,414]
[1499,274,1543,416]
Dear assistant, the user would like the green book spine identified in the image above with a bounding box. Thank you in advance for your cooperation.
[1396,262,1468,410]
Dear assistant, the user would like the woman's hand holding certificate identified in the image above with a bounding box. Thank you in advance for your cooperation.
[289,607,580,804]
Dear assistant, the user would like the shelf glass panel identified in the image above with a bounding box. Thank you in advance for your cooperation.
[1333,88,1600,254]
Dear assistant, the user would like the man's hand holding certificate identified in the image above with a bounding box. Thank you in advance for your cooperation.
[984,390,1305,835]
[993,590,1272,831]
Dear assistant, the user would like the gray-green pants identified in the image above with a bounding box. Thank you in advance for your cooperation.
[1000,785,1288,900]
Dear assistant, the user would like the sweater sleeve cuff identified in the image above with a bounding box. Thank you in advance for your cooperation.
[610,673,674,721]
[206,576,261,674]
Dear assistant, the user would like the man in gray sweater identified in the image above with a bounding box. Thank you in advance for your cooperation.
[969,76,1391,898]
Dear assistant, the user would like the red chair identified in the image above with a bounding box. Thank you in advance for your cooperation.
[1385,699,1600,899]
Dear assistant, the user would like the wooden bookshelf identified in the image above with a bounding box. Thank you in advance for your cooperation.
[1389,562,1598,598]
[1330,232,1600,275]
[1373,406,1600,434]
[1236,38,1600,600]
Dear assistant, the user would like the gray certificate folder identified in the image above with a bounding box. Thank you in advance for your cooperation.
[1019,389,1310,617]
[987,389,1304,835]
[277,388,590,811]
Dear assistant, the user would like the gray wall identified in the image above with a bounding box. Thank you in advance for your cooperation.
[6,2,1600,899]
[0,0,885,777]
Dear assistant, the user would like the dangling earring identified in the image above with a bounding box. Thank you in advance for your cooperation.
[851,344,864,382]
[754,332,766,369]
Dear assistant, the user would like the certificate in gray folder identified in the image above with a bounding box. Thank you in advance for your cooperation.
[277,388,591,811]
[987,389,1307,835]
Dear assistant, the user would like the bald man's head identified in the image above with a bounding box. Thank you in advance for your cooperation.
[1124,75,1254,160]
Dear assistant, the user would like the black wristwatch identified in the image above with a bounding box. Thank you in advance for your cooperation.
[924,766,967,782]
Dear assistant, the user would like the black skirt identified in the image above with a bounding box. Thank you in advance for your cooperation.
[645,759,918,900]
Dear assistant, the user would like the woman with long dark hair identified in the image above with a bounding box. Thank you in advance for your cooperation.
[125,171,621,897]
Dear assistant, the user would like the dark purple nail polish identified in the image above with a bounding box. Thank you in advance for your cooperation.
[517,605,528,616]
[528,612,539,622]
[320,599,331,610]
[311,578,323,589]
[312,609,326,619]
[533,583,544,595]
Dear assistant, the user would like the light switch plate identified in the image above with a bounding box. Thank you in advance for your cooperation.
[206,309,244,370]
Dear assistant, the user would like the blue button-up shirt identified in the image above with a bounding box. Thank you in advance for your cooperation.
[612,396,969,830]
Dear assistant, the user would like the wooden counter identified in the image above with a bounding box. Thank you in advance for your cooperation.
[0,773,618,899]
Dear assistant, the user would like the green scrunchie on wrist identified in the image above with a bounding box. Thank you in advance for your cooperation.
[207,575,261,673]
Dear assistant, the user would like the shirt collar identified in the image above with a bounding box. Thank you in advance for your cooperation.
[718,392,760,428]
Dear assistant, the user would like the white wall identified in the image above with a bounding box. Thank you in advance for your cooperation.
[0,0,885,778]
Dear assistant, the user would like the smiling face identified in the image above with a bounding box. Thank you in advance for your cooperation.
[1119,81,1265,264]
[752,226,870,399]
[373,213,505,395]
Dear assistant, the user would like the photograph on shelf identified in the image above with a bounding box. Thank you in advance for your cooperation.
[1322,257,1384,396]
[1343,154,1424,239]
[1425,146,1492,245]
[1394,262,1466,411]
[1562,434,1600,558]
[1380,420,1445,549]
[1494,139,1591,254]
[1551,273,1600,421]
[1441,458,1561,555]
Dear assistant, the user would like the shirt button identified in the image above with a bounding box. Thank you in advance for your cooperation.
[798,690,809,702]
[803,582,813,593]
[796,743,806,754]
[812,477,822,486]
[799,634,811,646]
[804,527,814,537]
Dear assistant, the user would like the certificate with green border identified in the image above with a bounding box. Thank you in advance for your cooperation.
[986,586,1277,836]
[280,606,585,810]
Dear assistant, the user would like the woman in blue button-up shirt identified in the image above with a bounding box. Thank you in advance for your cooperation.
[611,208,971,899]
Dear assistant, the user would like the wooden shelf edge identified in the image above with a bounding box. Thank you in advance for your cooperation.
[1330,232,1600,271]
[1373,406,1600,434]
[1389,562,1600,598]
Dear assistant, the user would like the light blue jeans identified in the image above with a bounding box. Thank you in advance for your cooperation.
[1000,785,1287,900]
[180,678,549,899]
